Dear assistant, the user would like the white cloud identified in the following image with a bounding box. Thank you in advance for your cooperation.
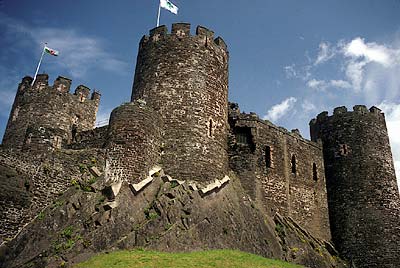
[284,64,297,79]
[377,101,400,186]
[307,78,351,91]
[343,37,394,67]
[330,79,352,89]
[301,100,317,112]
[315,42,336,65]
[263,97,297,122]
[284,64,311,81]
[307,79,327,91]
[307,37,400,98]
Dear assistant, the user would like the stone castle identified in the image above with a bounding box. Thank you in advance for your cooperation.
[0,23,399,268]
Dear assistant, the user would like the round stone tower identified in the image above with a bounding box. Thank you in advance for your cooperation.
[105,101,163,184]
[310,105,400,268]
[2,74,100,151]
[131,23,229,183]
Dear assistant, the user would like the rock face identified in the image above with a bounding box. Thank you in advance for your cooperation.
[0,170,346,268]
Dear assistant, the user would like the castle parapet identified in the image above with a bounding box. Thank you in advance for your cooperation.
[75,85,91,100]
[32,73,49,91]
[91,90,101,102]
[310,105,385,141]
[53,76,72,93]
[2,74,101,150]
[144,23,228,53]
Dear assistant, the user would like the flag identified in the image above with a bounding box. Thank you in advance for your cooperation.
[160,0,178,14]
[44,46,59,56]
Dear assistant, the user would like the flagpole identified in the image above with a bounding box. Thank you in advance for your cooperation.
[156,1,161,27]
[31,43,47,86]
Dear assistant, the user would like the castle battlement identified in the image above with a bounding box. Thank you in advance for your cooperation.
[309,105,386,142]
[139,23,228,54]
[18,74,100,103]
[311,105,384,123]
[2,74,101,150]
[228,102,322,150]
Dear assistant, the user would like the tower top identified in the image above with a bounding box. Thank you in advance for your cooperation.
[139,23,228,53]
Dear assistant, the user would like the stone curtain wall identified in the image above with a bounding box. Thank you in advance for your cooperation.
[228,103,331,241]
[68,126,108,150]
[104,102,163,183]
[310,106,400,268]
[131,23,229,183]
[2,74,100,151]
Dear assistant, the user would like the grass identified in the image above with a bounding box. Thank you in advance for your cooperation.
[75,249,304,268]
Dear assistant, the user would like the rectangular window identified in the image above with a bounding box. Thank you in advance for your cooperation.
[265,146,272,168]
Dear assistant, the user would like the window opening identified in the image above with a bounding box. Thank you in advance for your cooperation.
[291,154,296,174]
[313,163,318,181]
[209,119,213,137]
[341,144,348,156]
[265,146,272,168]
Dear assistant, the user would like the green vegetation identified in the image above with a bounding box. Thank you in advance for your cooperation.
[37,211,45,220]
[75,249,304,268]
[61,226,74,238]
[275,223,285,240]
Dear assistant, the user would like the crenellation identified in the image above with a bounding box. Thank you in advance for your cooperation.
[353,104,368,114]
[333,106,347,115]
[32,73,49,91]
[53,76,72,93]
[19,76,33,92]
[196,25,215,38]
[171,22,190,36]
[144,24,228,53]
[214,36,227,50]
[369,105,382,114]
[91,90,101,102]
[74,84,91,100]
[149,25,168,38]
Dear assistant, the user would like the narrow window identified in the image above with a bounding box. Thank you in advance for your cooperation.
[341,144,348,155]
[71,124,77,141]
[291,154,296,174]
[313,163,318,181]
[265,146,272,168]
[209,119,213,137]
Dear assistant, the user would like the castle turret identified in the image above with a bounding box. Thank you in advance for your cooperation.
[310,105,400,268]
[2,75,101,151]
[131,23,229,183]
[105,101,163,184]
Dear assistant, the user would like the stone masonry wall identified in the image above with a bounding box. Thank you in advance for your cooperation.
[104,101,163,184]
[229,103,331,241]
[131,23,229,184]
[0,148,106,243]
[310,106,400,268]
[2,74,100,151]
[68,126,108,150]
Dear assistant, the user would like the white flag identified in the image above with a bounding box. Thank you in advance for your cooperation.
[44,46,59,56]
[160,0,178,14]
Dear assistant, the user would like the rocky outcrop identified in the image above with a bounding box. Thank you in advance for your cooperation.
[0,169,346,268]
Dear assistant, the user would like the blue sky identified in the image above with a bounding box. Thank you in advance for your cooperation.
[1,0,400,185]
